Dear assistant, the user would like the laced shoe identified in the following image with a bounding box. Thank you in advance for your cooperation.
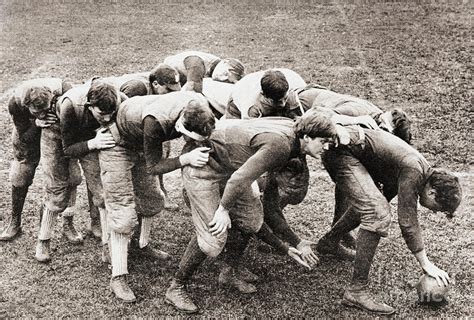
[218,266,257,294]
[110,275,136,303]
[316,238,356,261]
[62,216,83,244]
[165,278,198,313]
[35,240,51,263]
[342,284,395,315]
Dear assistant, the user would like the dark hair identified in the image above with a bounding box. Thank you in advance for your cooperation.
[149,63,179,86]
[23,86,52,110]
[261,70,289,100]
[120,79,148,98]
[294,108,337,139]
[182,100,215,137]
[391,108,412,143]
[87,80,118,113]
[428,170,462,214]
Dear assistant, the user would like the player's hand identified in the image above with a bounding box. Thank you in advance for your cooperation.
[35,112,58,128]
[335,125,350,146]
[423,261,450,287]
[88,128,116,150]
[180,147,210,167]
[288,247,311,270]
[296,239,319,267]
[208,205,231,237]
[354,115,378,130]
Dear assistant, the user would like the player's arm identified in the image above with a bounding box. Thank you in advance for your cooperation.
[210,134,291,237]
[60,99,93,157]
[398,168,450,287]
[8,96,39,143]
[143,116,210,175]
[312,105,378,129]
[220,134,291,211]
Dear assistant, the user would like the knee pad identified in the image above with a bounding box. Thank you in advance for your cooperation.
[9,161,37,187]
[373,199,392,237]
[108,208,138,235]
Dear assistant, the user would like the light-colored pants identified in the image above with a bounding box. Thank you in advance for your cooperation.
[182,164,264,258]
[41,125,82,214]
[99,144,164,235]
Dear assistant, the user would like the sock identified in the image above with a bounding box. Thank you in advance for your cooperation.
[38,207,56,240]
[351,229,381,285]
[99,208,109,245]
[139,216,153,249]
[175,235,207,282]
[110,230,129,278]
[223,229,250,269]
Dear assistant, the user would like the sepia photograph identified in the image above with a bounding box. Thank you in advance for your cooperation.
[0,0,471,317]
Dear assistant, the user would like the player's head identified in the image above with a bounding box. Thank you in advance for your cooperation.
[294,108,337,158]
[377,108,412,143]
[420,170,462,217]
[23,86,54,119]
[87,79,120,125]
[149,63,181,94]
[212,58,245,84]
[260,70,289,108]
[175,100,216,141]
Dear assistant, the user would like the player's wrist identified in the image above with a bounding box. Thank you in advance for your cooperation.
[87,139,96,150]
[179,154,189,166]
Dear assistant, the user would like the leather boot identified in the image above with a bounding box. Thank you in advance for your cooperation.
[62,216,83,244]
[165,278,198,313]
[237,265,259,283]
[218,266,257,294]
[0,186,28,241]
[137,245,171,261]
[110,275,136,303]
[35,239,51,263]
[316,238,356,261]
[89,214,102,239]
[342,284,395,315]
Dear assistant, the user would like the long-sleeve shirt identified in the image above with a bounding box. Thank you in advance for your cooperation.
[9,78,71,143]
[225,69,306,119]
[164,51,221,85]
[60,98,101,158]
[117,91,209,175]
[343,127,432,253]
[209,118,297,210]
[8,96,39,143]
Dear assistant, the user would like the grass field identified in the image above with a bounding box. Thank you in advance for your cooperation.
[0,0,472,318]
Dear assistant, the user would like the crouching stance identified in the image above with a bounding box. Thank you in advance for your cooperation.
[165,117,312,313]
[98,91,213,302]
[2,78,77,242]
[164,50,244,85]
[295,110,462,314]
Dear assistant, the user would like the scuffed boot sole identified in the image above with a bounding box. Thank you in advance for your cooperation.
[341,298,395,315]
[165,297,199,314]
[0,228,22,241]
